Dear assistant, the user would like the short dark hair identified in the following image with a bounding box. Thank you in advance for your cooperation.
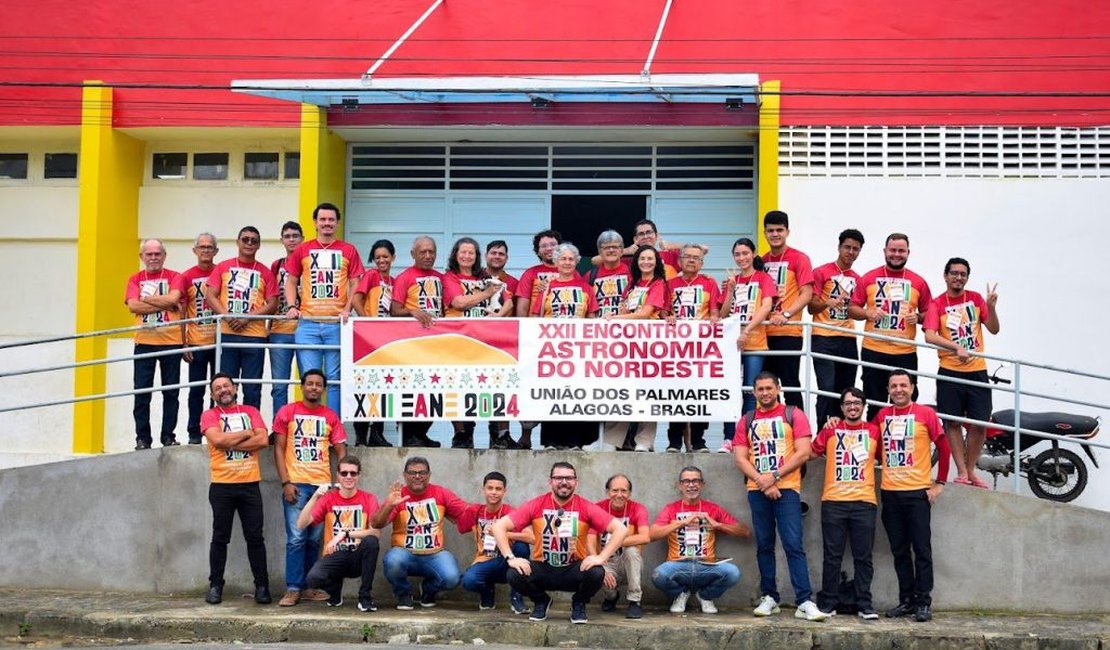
[338,455,361,472]
[238,226,261,239]
[838,228,865,246]
[280,221,303,235]
[370,239,395,259]
[404,456,430,472]
[678,466,703,480]
[210,372,234,387]
[754,370,780,386]
[605,473,632,491]
[483,471,507,486]
[888,369,915,385]
[313,202,341,221]
[764,210,789,229]
[841,386,866,403]
[486,240,508,253]
[549,461,576,478]
[633,219,658,235]
[885,232,909,246]
[301,369,327,387]
[944,257,970,276]
[532,229,562,256]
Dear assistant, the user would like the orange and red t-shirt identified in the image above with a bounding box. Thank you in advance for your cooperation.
[591,264,633,318]
[532,277,598,318]
[272,402,347,485]
[851,266,933,355]
[206,259,279,338]
[762,247,815,338]
[517,263,562,309]
[386,484,468,554]
[621,278,668,318]
[284,239,365,319]
[309,489,380,555]
[443,271,509,318]
[200,404,266,484]
[180,265,216,346]
[669,275,721,321]
[456,502,517,564]
[391,266,444,317]
[721,271,778,351]
[872,403,949,490]
[811,421,881,505]
[924,291,990,373]
[589,499,649,558]
[125,269,185,346]
[354,269,393,318]
[269,257,298,336]
[653,499,737,562]
[811,262,861,338]
[508,493,614,567]
[733,404,812,492]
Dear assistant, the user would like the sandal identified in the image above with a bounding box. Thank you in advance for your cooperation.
[952,476,973,486]
[969,475,991,489]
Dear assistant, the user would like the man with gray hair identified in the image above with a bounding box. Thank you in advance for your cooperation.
[590,230,632,319]
[125,238,185,450]
[180,233,219,444]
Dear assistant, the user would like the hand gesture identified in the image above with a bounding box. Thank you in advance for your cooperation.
[986,283,999,309]
[386,481,406,507]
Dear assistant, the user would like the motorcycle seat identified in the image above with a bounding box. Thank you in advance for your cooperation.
[991,410,1099,438]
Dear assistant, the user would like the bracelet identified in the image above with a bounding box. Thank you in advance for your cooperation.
[935,481,946,486]
[282,481,292,487]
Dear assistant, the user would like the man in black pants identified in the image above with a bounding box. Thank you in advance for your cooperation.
[808,229,864,427]
[200,373,271,605]
[492,461,627,624]
[760,211,815,410]
[297,455,382,613]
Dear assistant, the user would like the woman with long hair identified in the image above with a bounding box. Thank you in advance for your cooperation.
[351,239,398,447]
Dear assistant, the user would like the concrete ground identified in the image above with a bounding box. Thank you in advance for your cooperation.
[1,589,1108,650]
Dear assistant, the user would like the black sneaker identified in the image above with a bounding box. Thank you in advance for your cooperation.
[205,584,223,605]
[254,584,272,604]
[570,601,588,624]
[479,590,495,610]
[509,591,528,615]
[162,438,180,447]
[886,601,915,618]
[187,437,202,445]
[913,604,932,622]
[858,607,880,620]
[367,430,393,447]
[490,434,521,450]
[529,596,551,621]
[626,601,643,619]
[358,597,378,612]
[134,441,151,450]
[326,590,343,607]
[601,595,618,612]
[420,589,437,608]
[396,593,415,610]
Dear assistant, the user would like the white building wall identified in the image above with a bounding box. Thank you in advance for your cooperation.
[782,176,1110,511]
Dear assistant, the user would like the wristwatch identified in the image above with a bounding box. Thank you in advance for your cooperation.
[771,469,781,482]
[782,310,793,318]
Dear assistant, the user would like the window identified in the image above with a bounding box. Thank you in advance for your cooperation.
[284,152,300,180]
[244,152,279,180]
[153,152,187,179]
[44,153,78,179]
[0,153,29,179]
[193,152,229,180]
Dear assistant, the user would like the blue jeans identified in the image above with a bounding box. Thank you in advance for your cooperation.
[295,320,341,410]
[269,332,296,412]
[220,333,266,410]
[283,483,324,591]
[748,488,812,603]
[651,560,741,600]
[724,352,765,440]
[461,541,529,597]
[186,347,216,440]
[382,547,461,598]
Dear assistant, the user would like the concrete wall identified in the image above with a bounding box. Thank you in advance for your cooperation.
[1,448,1106,613]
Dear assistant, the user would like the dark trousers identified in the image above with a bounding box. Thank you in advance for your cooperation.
[667,422,708,451]
[208,482,268,588]
[817,500,877,612]
[881,489,932,606]
[187,347,216,441]
[508,560,605,605]
[812,336,859,428]
[352,421,385,446]
[766,336,804,409]
[306,536,381,600]
[861,349,918,421]
[540,422,598,449]
[133,343,182,446]
[219,333,266,411]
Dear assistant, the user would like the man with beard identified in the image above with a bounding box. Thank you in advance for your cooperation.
[515,229,564,318]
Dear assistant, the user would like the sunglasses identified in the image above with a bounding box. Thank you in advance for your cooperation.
[239,237,260,245]
[338,470,359,477]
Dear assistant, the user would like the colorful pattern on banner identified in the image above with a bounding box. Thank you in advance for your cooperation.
[341,317,742,422]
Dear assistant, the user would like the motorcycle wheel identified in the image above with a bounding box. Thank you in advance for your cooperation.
[1027,448,1087,503]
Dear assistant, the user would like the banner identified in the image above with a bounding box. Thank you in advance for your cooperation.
[341,317,742,422]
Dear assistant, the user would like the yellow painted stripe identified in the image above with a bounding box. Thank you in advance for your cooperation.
[757,80,781,253]
[298,104,347,238]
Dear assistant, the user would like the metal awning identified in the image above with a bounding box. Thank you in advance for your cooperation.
[231,74,760,108]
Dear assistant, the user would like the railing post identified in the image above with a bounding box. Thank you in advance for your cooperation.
[1012,363,1022,496]
[214,318,223,375]
[803,322,813,416]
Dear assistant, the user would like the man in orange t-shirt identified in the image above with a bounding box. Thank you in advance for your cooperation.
[125,238,185,450]
[200,373,271,606]
[181,233,219,444]
[808,228,864,428]
[761,211,815,410]
[269,221,304,413]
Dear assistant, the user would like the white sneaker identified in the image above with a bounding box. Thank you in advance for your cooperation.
[695,594,718,614]
[717,440,734,454]
[795,600,829,622]
[669,591,690,613]
[634,444,651,452]
[752,594,780,617]
[665,447,680,453]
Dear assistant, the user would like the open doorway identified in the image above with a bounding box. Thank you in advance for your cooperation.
[551,195,648,273]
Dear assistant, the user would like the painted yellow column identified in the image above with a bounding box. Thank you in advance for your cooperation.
[72,83,145,453]
[756,80,781,252]
[298,104,347,237]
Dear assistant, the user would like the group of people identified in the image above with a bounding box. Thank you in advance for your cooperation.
[198,365,951,624]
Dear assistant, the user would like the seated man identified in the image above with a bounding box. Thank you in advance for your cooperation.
[297,455,381,613]
[491,461,627,624]
[588,473,650,619]
[457,471,532,613]
[370,456,467,609]
[650,466,750,614]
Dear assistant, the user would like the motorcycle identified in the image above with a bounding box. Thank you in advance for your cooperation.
[974,368,1100,503]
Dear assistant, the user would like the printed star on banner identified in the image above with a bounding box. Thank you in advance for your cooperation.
[460,371,473,385]
[413,371,425,386]
[384,373,395,384]
[430,372,441,384]
[399,372,411,386]
[492,371,504,384]
[477,372,489,384]
[507,370,520,386]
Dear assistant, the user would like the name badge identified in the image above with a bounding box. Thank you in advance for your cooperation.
[889,419,907,440]
[850,442,869,464]
[887,283,905,303]
[558,518,574,538]
[232,271,252,293]
[140,282,157,298]
[684,528,700,548]
[482,534,497,552]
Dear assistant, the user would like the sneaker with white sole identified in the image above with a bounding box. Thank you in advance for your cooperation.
[665,447,681,453]
[753,594,780,617]
[669,591,690,613]
[695,594,718,614]
[795,600,829,622]
[634,444,651,452]
[858,607,880,620]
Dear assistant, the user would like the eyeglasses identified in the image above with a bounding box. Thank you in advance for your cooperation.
[405,470,430,477]
[679,478,703,486]
[550,475,577,483]
[239,237,260,245]
[194,245,216,251]
[946,271,969,278]
[338,470,359,477]
[842,400,864,407]
[681,255,703,261]
[634,230,655,237]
